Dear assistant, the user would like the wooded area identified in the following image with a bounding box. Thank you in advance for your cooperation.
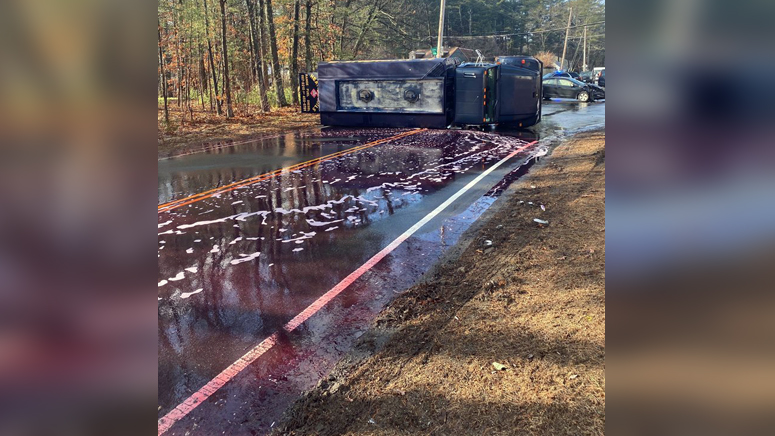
[158,0,605,124]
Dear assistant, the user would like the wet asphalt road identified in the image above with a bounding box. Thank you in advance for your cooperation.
[158,101,604,435]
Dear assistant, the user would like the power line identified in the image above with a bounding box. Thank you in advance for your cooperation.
[425,20,606,40]
[570,33,605,39]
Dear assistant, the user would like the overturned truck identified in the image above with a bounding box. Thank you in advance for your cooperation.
[299,56,542,129]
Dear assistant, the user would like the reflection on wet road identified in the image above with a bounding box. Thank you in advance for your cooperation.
[537,100,606,136]
[158,102,604,435]
[158,129,413,205]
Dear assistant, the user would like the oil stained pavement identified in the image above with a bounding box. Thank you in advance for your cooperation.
[157,127,543,435]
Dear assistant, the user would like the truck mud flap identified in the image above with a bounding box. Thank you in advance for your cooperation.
[299,73,319,113]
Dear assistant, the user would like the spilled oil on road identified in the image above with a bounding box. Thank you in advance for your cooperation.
[157,128,539,435]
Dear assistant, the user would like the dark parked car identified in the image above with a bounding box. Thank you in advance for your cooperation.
[578,71,596,84]
[543,71,572,80]
[543,77,605,102]
[597,69,605,87]
[543,70,580,80]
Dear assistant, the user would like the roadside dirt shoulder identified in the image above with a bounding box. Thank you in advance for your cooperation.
[276,131,606,435]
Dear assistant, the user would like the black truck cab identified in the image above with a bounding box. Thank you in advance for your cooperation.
[454,59,542,128]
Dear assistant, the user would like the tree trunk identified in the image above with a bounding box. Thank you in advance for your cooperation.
[338,0,352,58]
[198,45,206,110]
[315,1,325,61]
[186,36,194,122]
[185,49,192,122]
[257,0,271,92]
[158,18,169,124]
[329,0,337,57]
[174,1,182,107]
[200,45,208,95]
[304,0,313,71]
[352,1,379,58]
[246,0,271,111]
[290,0,300,105]
[317,33,325,63]
[248,28,257,81]
[203,0,222,114]
[219,0,234,117]
[264,0,288,106]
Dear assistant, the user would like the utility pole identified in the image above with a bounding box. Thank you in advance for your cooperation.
[582,25,587,71]
[560,7,572,70]
[436,0,446,58]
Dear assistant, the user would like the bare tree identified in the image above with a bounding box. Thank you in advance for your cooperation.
[198,45,206,110]
[203,0,222,114]
[352,0,381,58]
[304,0,313,71]
[158,18,169,124]
[246,0,270,111]
[173,1,182,107]
[257,0,270,93]
[338,0,353,58]
[290,0,301,105]
[219,0,234,117]
[264,0,288,106]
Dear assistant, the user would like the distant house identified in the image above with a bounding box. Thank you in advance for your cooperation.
[409,47,478,63]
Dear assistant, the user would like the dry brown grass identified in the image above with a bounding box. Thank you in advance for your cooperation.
[276,131,606,436]
[158,105,320,159]
[535,51,558,69]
